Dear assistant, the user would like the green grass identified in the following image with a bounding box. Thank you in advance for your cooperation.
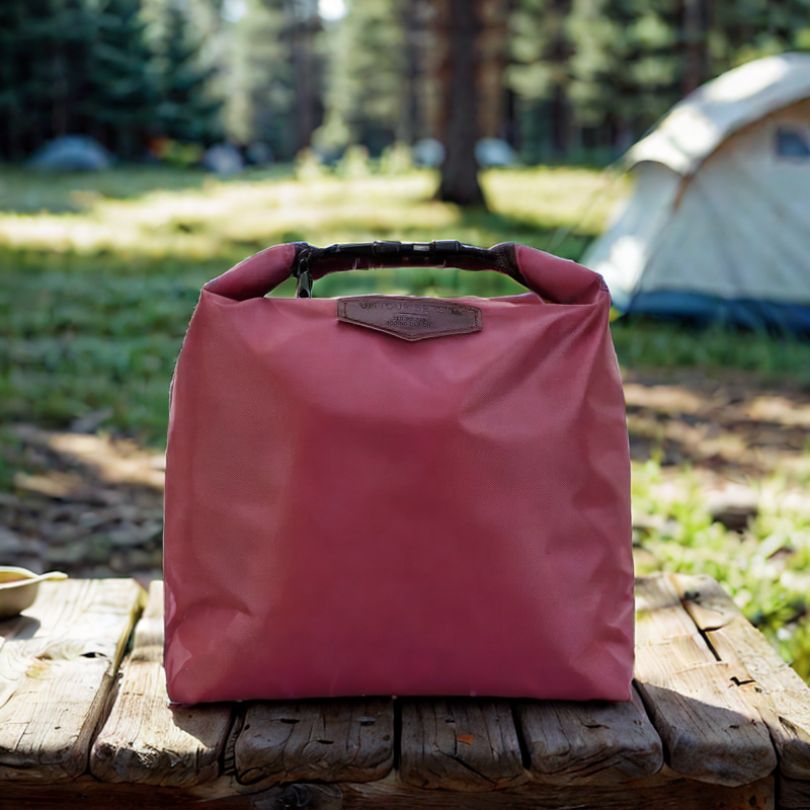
[1,164,809,678]
[632,455,810,678]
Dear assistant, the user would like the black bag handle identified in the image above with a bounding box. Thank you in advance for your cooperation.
[291,241,526,297]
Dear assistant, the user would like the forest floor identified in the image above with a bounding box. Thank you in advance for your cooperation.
[0,164,808,678]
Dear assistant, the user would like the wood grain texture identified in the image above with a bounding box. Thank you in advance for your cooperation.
[778,774,810,810]
[91,581,234,786]
[342,771,774,810]
[673,573,810,782]
[0,578,143,782]
[233,698,394,785]
[398,697,527,791]
[634,574,777,787]
[517,685,664,784]
[0,772,774,810]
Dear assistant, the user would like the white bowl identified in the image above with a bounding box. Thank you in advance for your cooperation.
[0,567,68,620]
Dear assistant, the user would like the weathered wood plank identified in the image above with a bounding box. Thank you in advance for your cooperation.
[0,771,774,810]
[634,573,777,786]
[778,774,810,810]
[343,771,774,810]
[673,573,810,782]
[517,685,663,784]
[398,698,527,791]
[0,578,143,782]
[91,581,234,786]
[233,698,394,785]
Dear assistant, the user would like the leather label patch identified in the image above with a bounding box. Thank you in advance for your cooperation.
[337,296,482,341]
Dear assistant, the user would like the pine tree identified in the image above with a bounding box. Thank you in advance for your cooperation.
[227,0,323,158]
[0,1,50,159]
[567,0,681,150]
[317,0,407,155]
[508,0,573,160]
[227,0,295,155]
[710,0,810,69]
[287,0,323,154]
[436,0,486,206]
[146,0,222,144]
[399,0,431,144]
[0,0,97,159]
[85,0,161,159]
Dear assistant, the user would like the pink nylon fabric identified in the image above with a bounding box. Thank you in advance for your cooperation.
[163,242,634,704]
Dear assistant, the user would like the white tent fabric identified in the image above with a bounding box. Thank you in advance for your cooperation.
[627,53,810,176]
[583,53,810,329]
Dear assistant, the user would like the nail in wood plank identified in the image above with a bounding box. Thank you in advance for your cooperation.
[233,698,394,785]
[517,685,664,784]
[0,578,143,782]
[673,573,810,782]
[91,581,234,786]
[399,698,527,791]
[634,574,776,786]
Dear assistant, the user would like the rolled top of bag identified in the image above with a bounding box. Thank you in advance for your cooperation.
[203,240,609,306]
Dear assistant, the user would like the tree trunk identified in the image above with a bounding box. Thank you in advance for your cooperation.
[682,0,708,95]
[400,0,424,144]
[436,0,486,208]
[548,0,571,158]
[549,85,569,157]
[288,0,320,154]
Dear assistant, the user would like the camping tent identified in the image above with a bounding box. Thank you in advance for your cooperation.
[583,53,810,332]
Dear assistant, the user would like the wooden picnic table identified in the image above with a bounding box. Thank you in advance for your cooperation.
[0,573,808,809]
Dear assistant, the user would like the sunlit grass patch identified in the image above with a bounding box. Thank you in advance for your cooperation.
[0,166,624,272]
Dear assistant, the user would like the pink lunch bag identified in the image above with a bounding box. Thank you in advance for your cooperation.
[163,240,634,704]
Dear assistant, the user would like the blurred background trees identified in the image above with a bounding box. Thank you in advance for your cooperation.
[1,0,809,164]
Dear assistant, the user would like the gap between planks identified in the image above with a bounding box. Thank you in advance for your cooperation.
[634,573,777,786]
[671,572,810,781]
[0,579,145,783]
[91,581,237,787]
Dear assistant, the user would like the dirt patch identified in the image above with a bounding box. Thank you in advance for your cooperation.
[625,369,810,482]
[0,427,164,580]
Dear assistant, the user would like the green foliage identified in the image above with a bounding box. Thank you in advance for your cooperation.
[315,0,407,155]
[511,0,810,156]
[335,144,371,177]
[4,0,809,164]
[508,0,573,161]
[294,147,329,180]
[145,0,222,143]
[225,0,322,158]
[567,0,683,138]
[379,141,413,174]
[6,6,103,156]
[227,0,293,151]
[87,0,161,157]
[0,0,222,160]
[710,0,810,68]
[612,321,810,383]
